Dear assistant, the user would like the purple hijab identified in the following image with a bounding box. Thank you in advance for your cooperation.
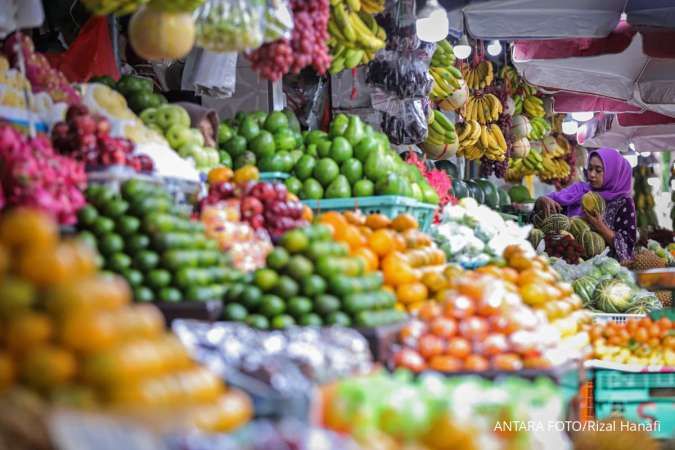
[548,147,632,217]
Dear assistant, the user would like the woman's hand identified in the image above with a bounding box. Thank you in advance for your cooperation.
[535,197,562,215]
[585,211,615,244]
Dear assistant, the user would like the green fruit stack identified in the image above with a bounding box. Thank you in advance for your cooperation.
[218,110,304,172]
[78,179,239,303]
[112,74,167,114]
[222,225,406,330]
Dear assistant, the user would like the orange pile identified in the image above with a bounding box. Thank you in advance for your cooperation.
[0,208,252,433]
[317,212,446,312]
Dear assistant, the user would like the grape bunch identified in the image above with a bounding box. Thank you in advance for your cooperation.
[247,0,330,81]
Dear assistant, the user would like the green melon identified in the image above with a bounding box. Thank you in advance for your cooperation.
[497,188,511,207]
[540,213,570,235]
[581,230,606,258]
[451,179,469,198]
[569,217,590,241]
[509,185,531,203]
[528,228,544,249]
[625,295,662,314]
[572,276,597,307]
[593,279,634,313]
[464,180,484,204]
[581,192,605,216]
[435,160,459,179]
[476,179,499,209]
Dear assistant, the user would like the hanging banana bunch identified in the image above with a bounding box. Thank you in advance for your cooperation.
[461,60,494,90]
[463,93,503,124]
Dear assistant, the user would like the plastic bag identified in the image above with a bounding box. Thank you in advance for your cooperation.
[372,94,430,145]
[262,0,293,43]
[366,51,433,98]
[0,0,44,39]
[182,47,238,98]
[195,0,265,53]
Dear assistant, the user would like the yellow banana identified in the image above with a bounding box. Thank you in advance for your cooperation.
[490,124,507,151]
[346,0,361,12]
[479,125,489,149]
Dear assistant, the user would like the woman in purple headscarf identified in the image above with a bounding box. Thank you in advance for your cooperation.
[535,148,637,262]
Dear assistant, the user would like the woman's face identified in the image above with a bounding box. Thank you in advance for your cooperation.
[199,118,216,148]
[587,154,604,189]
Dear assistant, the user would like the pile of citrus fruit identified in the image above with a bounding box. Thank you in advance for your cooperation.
[316,211,447,313]
[0,208,252,432]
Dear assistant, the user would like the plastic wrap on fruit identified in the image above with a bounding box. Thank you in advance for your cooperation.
[195,0,265,52]
[262,0,294,43]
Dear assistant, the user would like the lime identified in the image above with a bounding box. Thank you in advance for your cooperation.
[271,314,296,329]
[134,250,159,271]
[280,229,309,253]
[126,234,150,253]
[240,286,263,310]
[301,274,326,297]
[107,253,131,272]
[92,217,115,236]
[116,216,141,236]
[341,158,363,185]
[121,268,143,287]
[314,158,340,187]
[287,296,313,318]
[304,224,333,242]
[102,199,129,218]
[326,311,352,327]
[77,205,99,227]
[0,276,36,319]
[266,248,290,271]
[259,294,285,318]
[299,313,323,327]
[274,275,299,298]
[329,136,353,163]
[77,231,98,251]
[147,269,172,289]
[315,294,341,316]
[98,233,124,255]
[285,176,303,195]
[223,303,248,322]
[253,268,279,292]
[225,283,245,303]
[353,179,375,197]
[133,286,154,303]
[158,287,182,303]
[245,314,269,330]
[286,255,314,280]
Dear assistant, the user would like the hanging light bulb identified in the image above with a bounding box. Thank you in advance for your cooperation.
[629,142,636,151]
[486,40,502,56]
[416,0,449,42]
[453,34,472,59]
[571,111,594,122]
[562,117,578,135]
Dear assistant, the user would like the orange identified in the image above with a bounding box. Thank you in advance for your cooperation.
[392,232,406,252]
[287,193,299,202]
[500,267,519,284]
[0,352,15,392]
[192,389,253,433]
[397,282,428,304]
[343,211,365,225]
[232,165,259,184]
[18,241,79,286]
[6,313,52,354]
[343,225,367,250]
[365,213,391,230]
[403,229,432,248]
[421,270,447,293]
[319,211,348,235]
[368,229,396,257]
[391,213,419,232]
[406,301,426,315]
[519,283,549,306]
[417,301,442,321]
[0,207,58,253]
[60,310,119,354]
[0,244,8,277]
[46,275,131,317]
[358,226,373,239]
[301,205,314,222]
[207,166,233,184]
[20,345,77,390]
[382,252,419,286]
[353,247,379,272]
[428,355,462,372]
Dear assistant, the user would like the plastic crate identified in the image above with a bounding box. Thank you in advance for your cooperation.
[593,369,675,439]
[259,172,289,182]
[302,196,437,231]
[591,313,646,325]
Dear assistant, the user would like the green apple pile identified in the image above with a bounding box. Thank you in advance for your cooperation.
[221,225,406,330]
[217,110,304,171]
[91,74,168,114]
[140,104,220,172]
[78,179,240,303]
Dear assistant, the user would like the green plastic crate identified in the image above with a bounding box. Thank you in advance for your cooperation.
[259,172,289,182]
[302,196,437,231]
[593,369,675,439]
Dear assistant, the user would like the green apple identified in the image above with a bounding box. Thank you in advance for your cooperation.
[139,107,158,126]
[178,142,202,159]
[204,148,220,167]
[166,124,194,149]
[189,128,205,146]
[156,105,190,130]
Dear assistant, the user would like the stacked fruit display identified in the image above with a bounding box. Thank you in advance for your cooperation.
[420,110,458,160]
[588,316,673,366]
[461,60,494,90]
[218,110,303,171]
[428,42,467,110]
[523,95,546,118]
[318,211,446,313]
[140,104,220,172]
[202,166,311,241]
[456,121,508,162]
[51,105,154,173]
[102,74,167,114]
[78,179,238,303]
[0,124,86,225]
[0,208,252,432]
[247,0,331,80]
[3,33,81,105]
[327,0,386,73]
[527,117,552,141]
[222,224,406,329]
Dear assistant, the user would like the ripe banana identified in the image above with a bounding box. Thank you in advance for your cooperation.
[463,94,503,124]
[523,95,545,119]
[361,0,384,14]
[461,61,494,90]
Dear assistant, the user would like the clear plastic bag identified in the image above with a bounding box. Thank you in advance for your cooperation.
[366,51,433,98]
[262,0,293,43]
[195,0,265,53]
[372,94,431,145]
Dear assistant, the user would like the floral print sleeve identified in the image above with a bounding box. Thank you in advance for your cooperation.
[604,198,637,261]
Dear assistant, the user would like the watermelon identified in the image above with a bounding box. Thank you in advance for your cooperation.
[593,279,633,313]
[569,217,590,241]
[581,230,606,258]
[528,228,544,249]
[625,295,662,314]
[597,258,621,276]
[497,188,511,207]
[540,213,570,235]
[435,160,459,179]
[509,185,531,203]
[464,180,484,204]
[581,192,605,216]
[476,178,499,209]
[451,179,469,198]
[572,276,597,307]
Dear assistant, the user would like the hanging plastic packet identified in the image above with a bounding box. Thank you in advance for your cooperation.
[195,0,265,53]
[262,0,293,43]
[366,51,433,98]
[372,92,431,145]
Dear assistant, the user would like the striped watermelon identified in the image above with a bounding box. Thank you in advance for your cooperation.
[581,230,606,258]
[569,217,590,241]
[626,295,662,314]
[528,228,544,249]
[572,276,597,307]
[593,279,634,313]
[540,213,570,235]
[582,192,605,216]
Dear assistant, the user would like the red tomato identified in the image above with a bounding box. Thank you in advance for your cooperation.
[429,317,457,338]
[480,333,509,357]
[399,320,427,343]
[446,337,471,359]
[491,353,523,371]
[418,334,445,360]
[442,295,475,320]
[418,302,442,322]
[393,348,426,372]
[488,315,515,334]
[428,355,463,372]
[634,327,649,343]
[476,293,504,317]
[463,354,489,371]
[459,317,489,341]
[657,317,672,331]
[648,323,662,338]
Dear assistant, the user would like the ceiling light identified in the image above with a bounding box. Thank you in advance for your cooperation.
[453,34,471,59]
[486,40,502,56]
[416,0,449,42]
[571,111,594,122]
[562,118,578,135]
